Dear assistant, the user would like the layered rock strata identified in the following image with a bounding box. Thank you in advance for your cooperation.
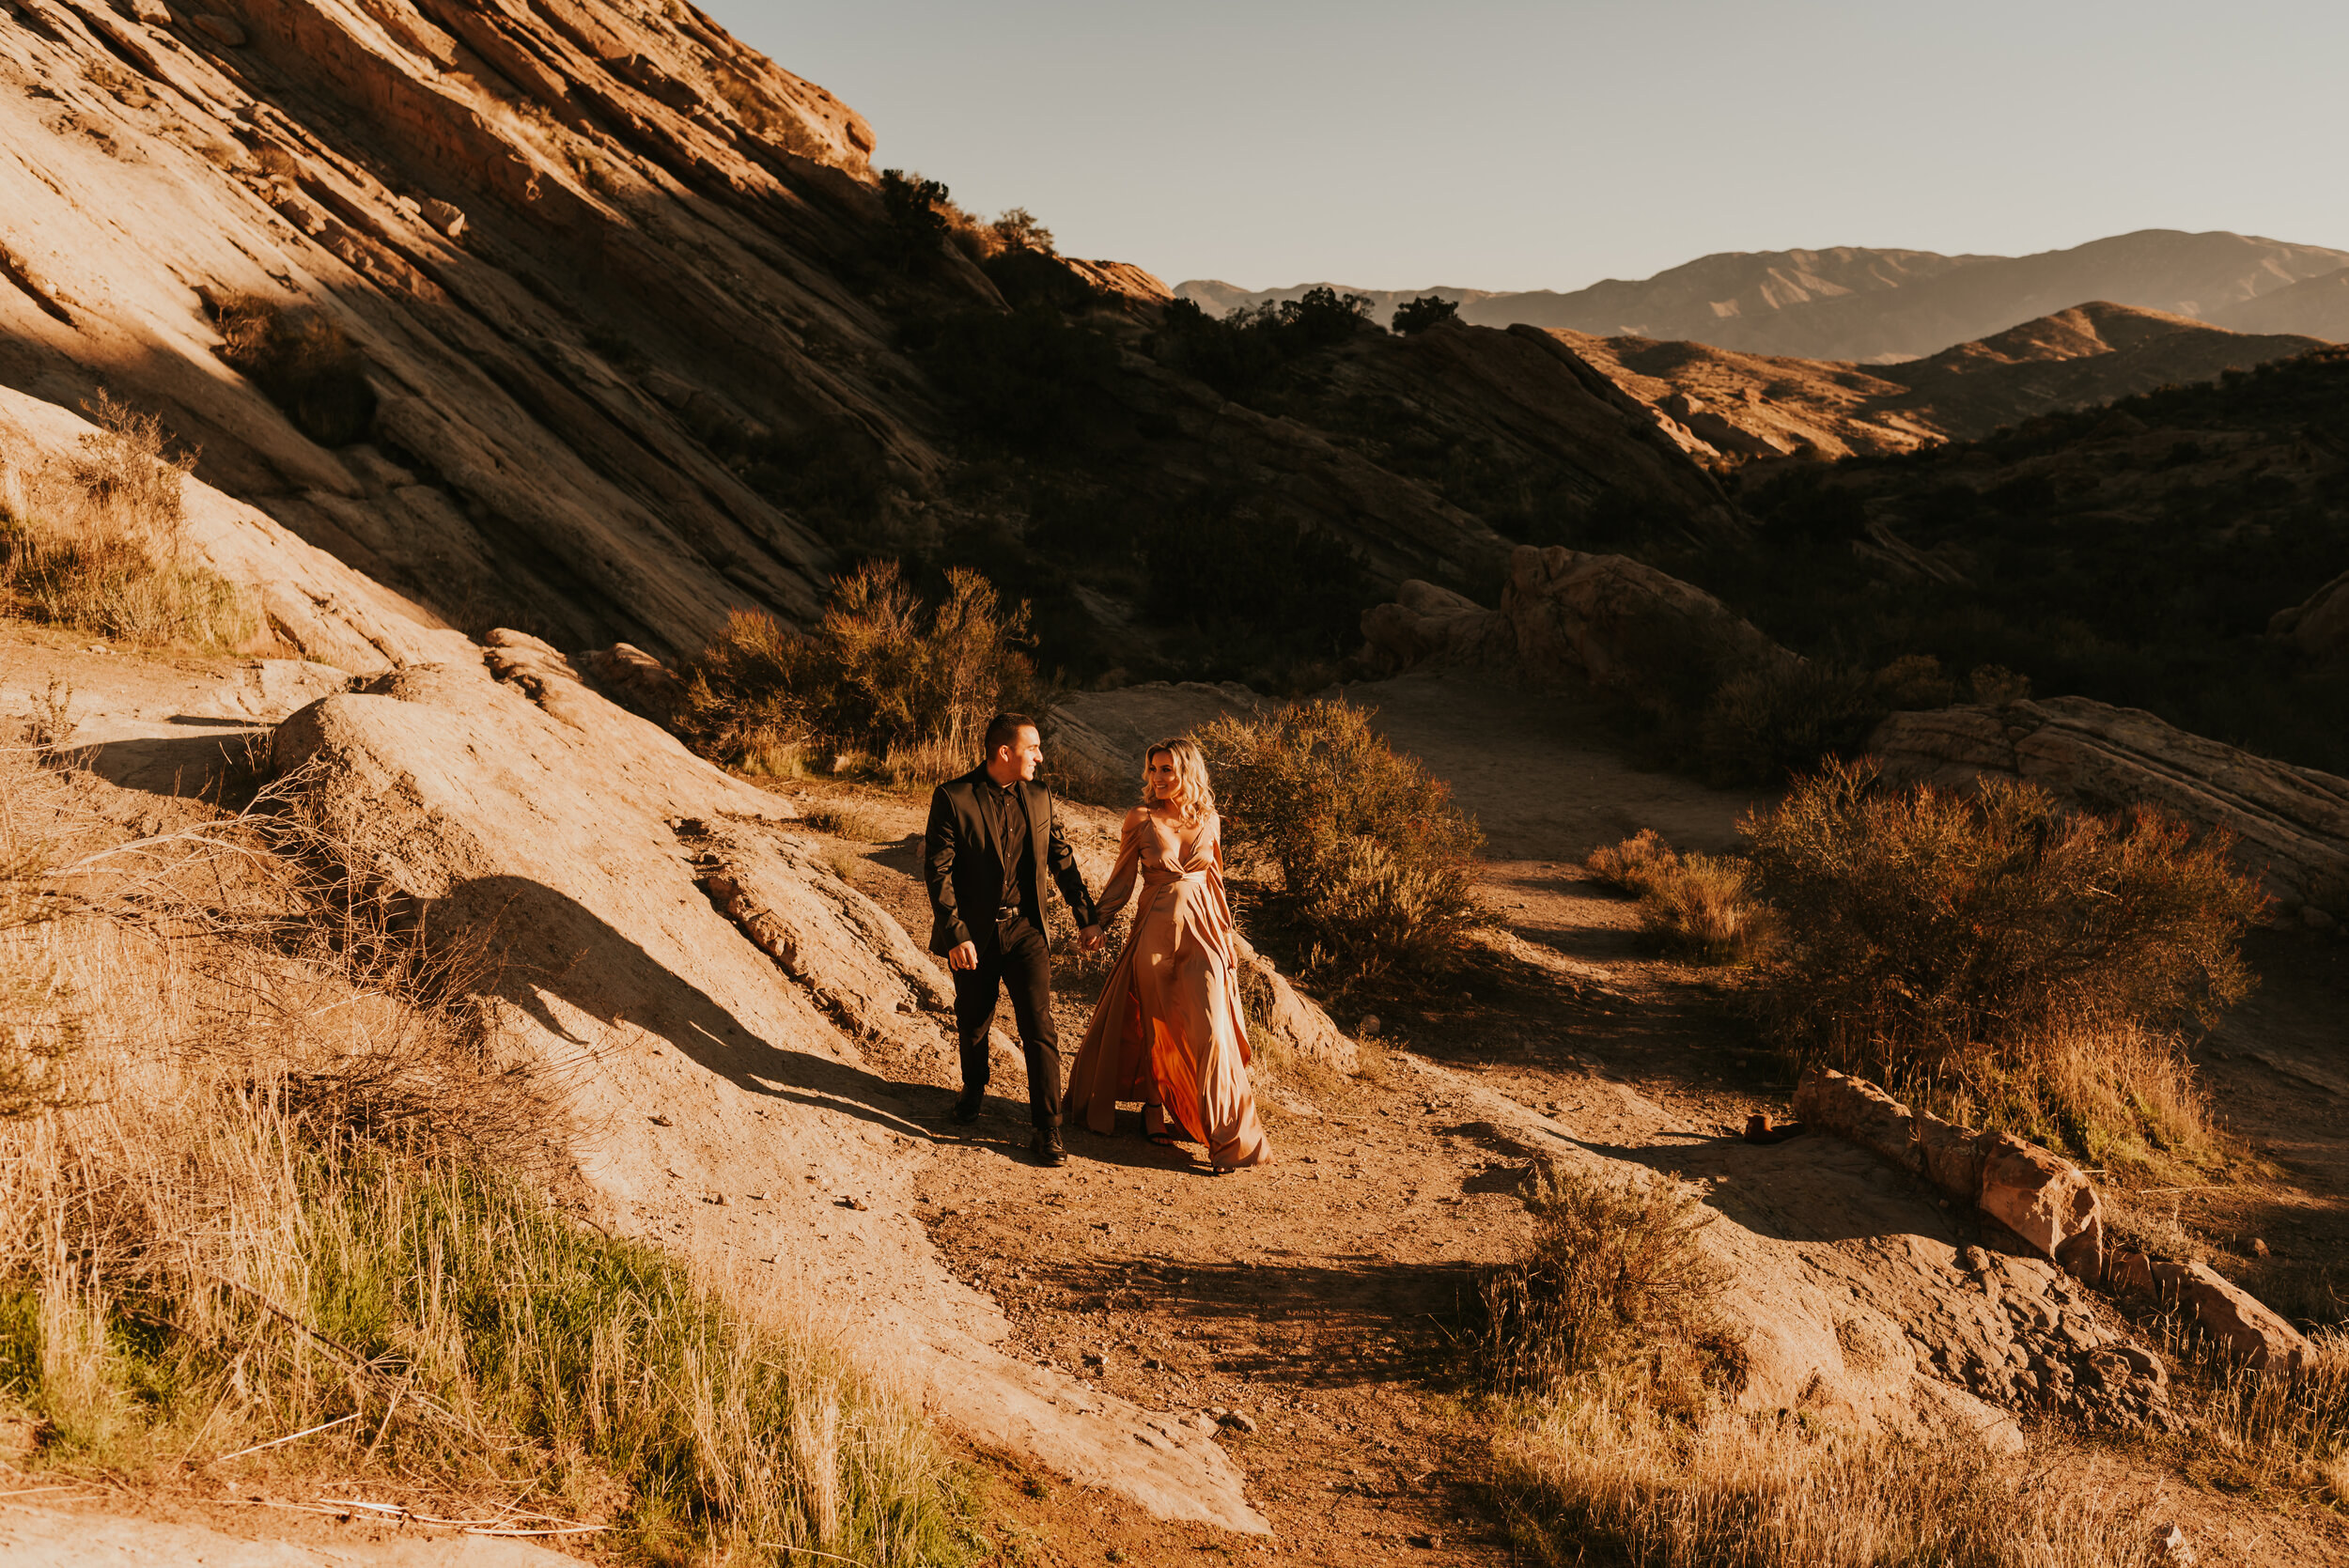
[1869,696,2349,919]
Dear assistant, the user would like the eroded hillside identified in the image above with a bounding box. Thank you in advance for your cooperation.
[0,0,1743,684]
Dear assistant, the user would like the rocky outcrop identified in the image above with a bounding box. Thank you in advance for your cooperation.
[1795,1067,2107,1284]
[2271,568,2349,664]
[0,383,469,672]
[2108,1256,2311,1373]
[1361,544,1795,711]
[270,641,1268,1532]
[1869,696,2349,918]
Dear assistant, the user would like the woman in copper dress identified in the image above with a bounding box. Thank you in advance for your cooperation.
[1066,740,1272,1172]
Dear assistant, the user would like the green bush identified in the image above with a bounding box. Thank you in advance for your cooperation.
[214,293,376,446]
[1150,286,1377,403]
[1695,660,1879,786]
[1197,699,1482,984]
[677,561,1048,780]
[1741,759,2264,1098]
[1391,294,1460,335]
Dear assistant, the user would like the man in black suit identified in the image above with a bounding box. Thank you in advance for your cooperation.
[924,712,1101,1166]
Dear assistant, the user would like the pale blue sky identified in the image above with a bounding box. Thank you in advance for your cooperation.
[703,2,2349,293]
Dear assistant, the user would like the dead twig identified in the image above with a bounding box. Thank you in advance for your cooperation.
[209,1411,360,1465]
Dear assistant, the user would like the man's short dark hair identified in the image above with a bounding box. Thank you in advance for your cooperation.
[983,712,1036,759]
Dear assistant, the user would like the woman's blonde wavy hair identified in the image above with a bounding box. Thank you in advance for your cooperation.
[1143,738,1217,823]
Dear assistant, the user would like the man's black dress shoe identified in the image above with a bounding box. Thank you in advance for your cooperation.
[1032,1127,1067,1167]
[950,1088,984,1125]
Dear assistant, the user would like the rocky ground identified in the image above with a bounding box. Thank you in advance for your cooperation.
[790,673,2349,1567]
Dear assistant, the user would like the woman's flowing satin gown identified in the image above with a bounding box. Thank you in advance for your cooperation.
[1066,811,1272,1169]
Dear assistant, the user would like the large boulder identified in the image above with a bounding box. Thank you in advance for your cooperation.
[1869,695,2349,917]
[2271,568,2349,663]
[271,644,1268,1533]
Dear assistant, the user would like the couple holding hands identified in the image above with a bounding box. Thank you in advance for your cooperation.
[923,713,1272,1174]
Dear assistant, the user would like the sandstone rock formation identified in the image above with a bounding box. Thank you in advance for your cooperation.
[1361,544,1793,712]
[2271,568,2349,664]
[0,382,470,672]
[1869,696,2349,918]
[0,0,1743,673]
[270,641,1268,1531]
[2108,1256,2311,1374]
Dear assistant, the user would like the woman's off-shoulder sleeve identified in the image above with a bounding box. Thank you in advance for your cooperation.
[1095,814,1144,925]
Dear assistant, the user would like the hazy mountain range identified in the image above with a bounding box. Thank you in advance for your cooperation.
[1177,230,2349,363]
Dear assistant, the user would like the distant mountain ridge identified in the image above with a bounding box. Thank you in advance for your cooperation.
[1177,230,2349,364]
[1551,301,2329,462]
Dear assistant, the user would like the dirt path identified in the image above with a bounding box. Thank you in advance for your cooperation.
[800,671,2346,1567]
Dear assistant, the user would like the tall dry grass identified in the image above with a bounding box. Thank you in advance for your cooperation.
[0,394,257,651]
[0,749,967,1563]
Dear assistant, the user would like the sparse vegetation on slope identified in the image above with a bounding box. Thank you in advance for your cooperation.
[677,560,1050,784]
[0,749,966,1565]
[1474,1166,2168,1567]
[0,396,255,652]
[1740,760,2260,1165]
[1200,699,1483,985]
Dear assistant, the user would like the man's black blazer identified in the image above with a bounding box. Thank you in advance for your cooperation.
[923,767,1097,955]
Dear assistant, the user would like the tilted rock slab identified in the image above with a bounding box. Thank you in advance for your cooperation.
[1797,1067,2108,1286]
[0,384,469,673]
[1361,544,1796,713]
[271,646,1268,1532]
[1870,695,2349,918]
[2108,1254,2312,1374]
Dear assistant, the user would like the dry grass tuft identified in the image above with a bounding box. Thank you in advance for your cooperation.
[0,395,257,651]
[2169,1326,2349,1504]
[801,799,897,845]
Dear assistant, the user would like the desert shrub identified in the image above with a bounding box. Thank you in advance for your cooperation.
[0,396,257,651]
[1198,699,1482,983]
[1741,759,2263,1144]
[801,800,895,844]
[677,562,1049,783]
[1150,287,1377,403]
[1391,294,1459,335]
[1473,1165,1735,1409]
[1635,853,1771,964]
[1695,659,1879,785]
[1584,829,1679,893]
[213,293,377,446]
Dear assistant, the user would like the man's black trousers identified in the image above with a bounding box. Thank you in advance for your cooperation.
[951,917,1061,1129]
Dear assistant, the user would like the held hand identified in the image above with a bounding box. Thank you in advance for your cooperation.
[1078,924,1104,953]
[947,940,979,970]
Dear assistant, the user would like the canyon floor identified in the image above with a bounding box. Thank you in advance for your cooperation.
[1,644,2342,1565]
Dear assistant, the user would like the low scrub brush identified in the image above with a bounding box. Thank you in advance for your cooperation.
[1742,760,2260,1108]
[1200,699,1483,985]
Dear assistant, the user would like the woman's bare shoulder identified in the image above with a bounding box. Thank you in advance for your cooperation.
[1120,805,1152,832]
